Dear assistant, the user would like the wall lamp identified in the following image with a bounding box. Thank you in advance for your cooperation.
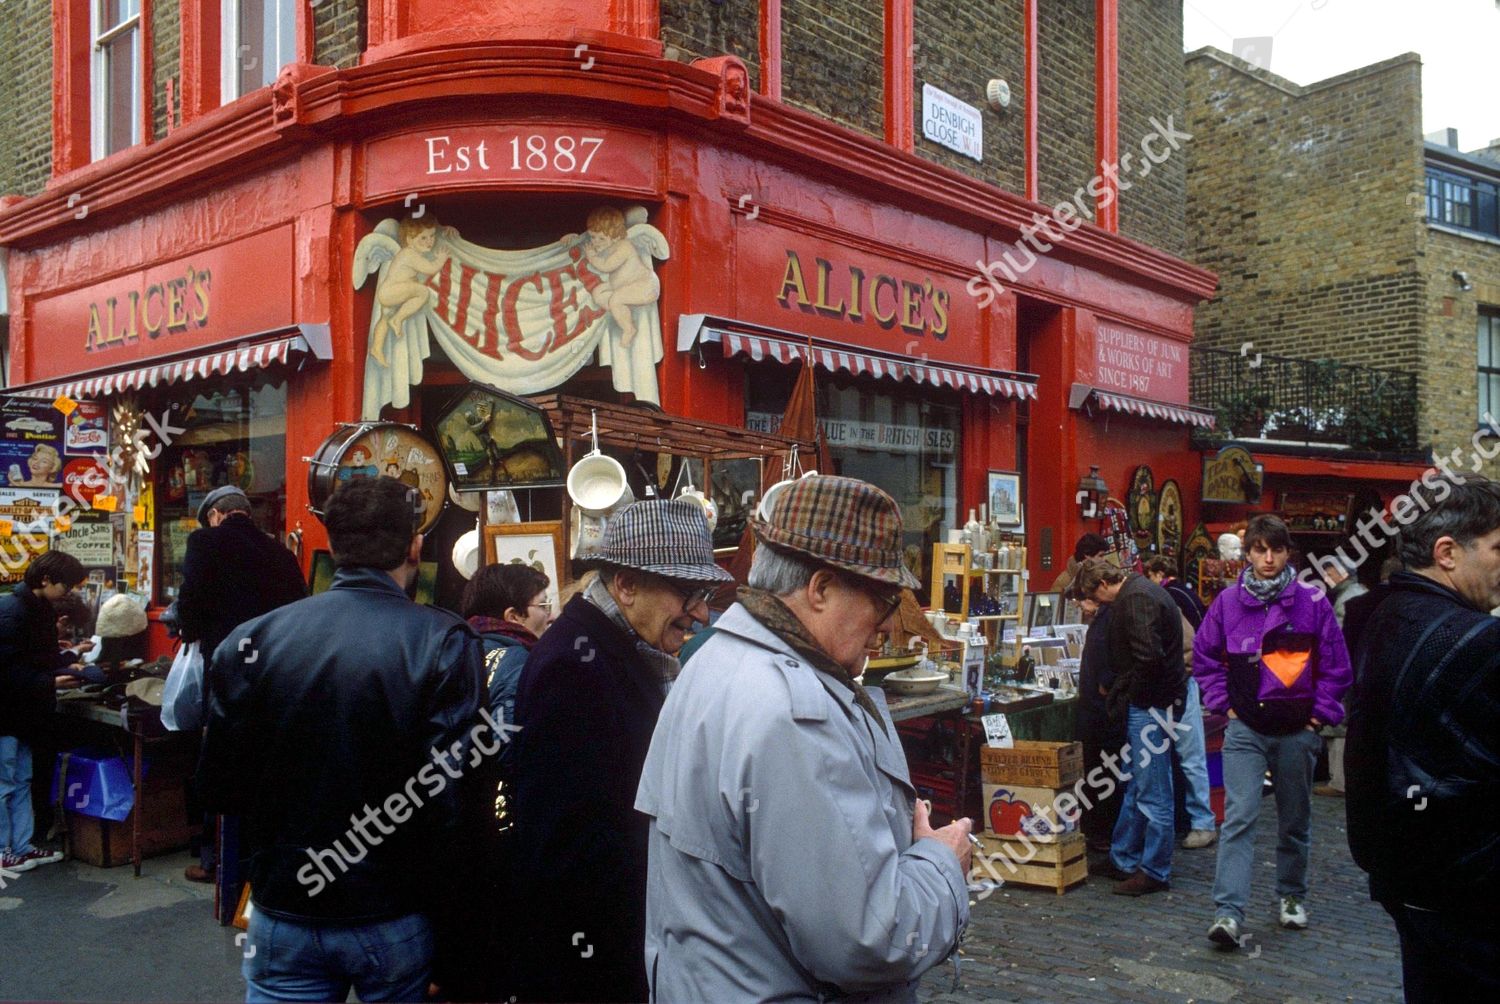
[1075,465,1108,520]
[1454,270,1473,292]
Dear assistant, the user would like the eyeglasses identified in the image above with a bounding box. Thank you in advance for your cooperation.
[841,574,903,622]
[662,579,720,610]
[530,599,553,612]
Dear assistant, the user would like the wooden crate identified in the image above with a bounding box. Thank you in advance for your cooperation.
[980,740,1083,787]
[970,831,1088,894]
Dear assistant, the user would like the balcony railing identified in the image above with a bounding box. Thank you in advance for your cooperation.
[1189,347,1420,454]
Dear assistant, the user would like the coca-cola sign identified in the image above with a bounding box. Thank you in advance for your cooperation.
[63,457,110,505]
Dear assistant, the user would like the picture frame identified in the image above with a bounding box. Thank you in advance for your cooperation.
[483,521,566,608]
[1028,590,1062,631]
[987,471,1023,530]
[308,550,336,595]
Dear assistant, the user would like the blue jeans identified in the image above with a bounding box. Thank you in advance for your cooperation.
[0,736,36,855]
[1211,718,1320,923]
[1175,679,1217,831]
[243,910,433,1003]
[1111,705,1176,883]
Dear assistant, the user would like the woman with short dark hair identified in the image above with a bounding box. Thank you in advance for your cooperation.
[462,563,552,726]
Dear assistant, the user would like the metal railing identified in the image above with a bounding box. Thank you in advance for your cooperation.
[1189,346,1420,453]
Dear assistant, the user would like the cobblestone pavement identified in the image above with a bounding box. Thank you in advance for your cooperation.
[920,794,1404,1003]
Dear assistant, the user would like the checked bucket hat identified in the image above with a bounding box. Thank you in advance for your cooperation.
[594,499,736,583]
[753,475,920,590]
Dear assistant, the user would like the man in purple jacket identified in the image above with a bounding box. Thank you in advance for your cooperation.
[1193,515,1351,948]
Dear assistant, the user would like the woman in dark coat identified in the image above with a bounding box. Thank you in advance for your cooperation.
[1074,594,1127,854]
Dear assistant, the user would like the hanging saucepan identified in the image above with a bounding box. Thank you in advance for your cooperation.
[566,409,633,516]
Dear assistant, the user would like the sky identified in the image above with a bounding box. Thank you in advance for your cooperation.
[1183,0,1500,152]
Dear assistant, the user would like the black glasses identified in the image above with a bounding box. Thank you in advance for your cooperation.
[663,578,720,610]
[840,574,903,622]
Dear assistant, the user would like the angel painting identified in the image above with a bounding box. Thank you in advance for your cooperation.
[582,206,662,348]
[358,216,450,367]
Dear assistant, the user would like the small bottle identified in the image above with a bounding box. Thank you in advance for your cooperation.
[964,508,981,552]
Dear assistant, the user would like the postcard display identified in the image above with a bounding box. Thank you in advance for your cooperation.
[0,395,119,614]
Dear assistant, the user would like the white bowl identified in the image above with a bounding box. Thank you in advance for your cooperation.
[567,452,631,514]
[880,668,950,696]
[452,529,481,579]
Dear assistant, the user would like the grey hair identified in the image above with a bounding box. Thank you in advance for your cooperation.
[747,545,822,595]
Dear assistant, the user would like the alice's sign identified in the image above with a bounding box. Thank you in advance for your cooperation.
[356,206,668,420]
[776,251,952,341]
[86,268,211,351]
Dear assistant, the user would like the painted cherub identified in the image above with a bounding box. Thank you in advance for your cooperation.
[582,206,661,348]
[369,216,450,366]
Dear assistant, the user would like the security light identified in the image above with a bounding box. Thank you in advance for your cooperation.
[1453,270,1473,292]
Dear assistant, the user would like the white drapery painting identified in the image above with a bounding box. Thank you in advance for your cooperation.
[354,206,668,420]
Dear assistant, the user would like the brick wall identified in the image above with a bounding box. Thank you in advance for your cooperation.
[1117,0,1185,256]
[153,1,183,140]
[781,0,883,139]
[911,0,1024,194]
[1421,229,1500,477]
[1184,50,1426,371]
[0,0,54,198]
[314,0,367,69]
[1035,0,1095,220]
[660,0,762,90]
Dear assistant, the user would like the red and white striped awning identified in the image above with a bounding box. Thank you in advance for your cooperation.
[701,328,1037,400]
[1071,383,1216,429]
[6,327,331,401]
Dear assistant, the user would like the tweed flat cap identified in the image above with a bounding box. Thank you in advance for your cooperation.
[753,475,920,589]
[594,499,735,583]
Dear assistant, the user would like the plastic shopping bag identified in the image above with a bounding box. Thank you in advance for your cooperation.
[161,640,204,732]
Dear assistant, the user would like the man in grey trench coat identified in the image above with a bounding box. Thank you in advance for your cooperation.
[636,475,974,1002]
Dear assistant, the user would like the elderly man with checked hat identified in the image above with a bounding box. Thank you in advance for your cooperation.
[506,498,734,1002]
[637,475,974,1003]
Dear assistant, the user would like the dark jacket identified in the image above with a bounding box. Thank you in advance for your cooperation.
[508,594,665,1003]
[1344,571,1500,915]
[1075,605,1124,745]
[470,621,535,728]
[196,566,485,944]
[1162,578,1206,630]
[0,584,75,742]
[1105,574,1187,715]
[1194,573,1351,735]
[176,514,306,661]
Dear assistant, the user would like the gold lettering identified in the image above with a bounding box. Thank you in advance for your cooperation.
[192,269,211,325]
[812,258,845,316]
[847,267,866,321]
[870,274,899,327]
[86,303,104,351]
[166,279,188,332]
[143,284,164,336]
[122,290,140,343]
[930,289,950,338]
[899,280,924,334]
[777,251,809,308]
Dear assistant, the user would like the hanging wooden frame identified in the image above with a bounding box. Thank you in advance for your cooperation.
[1156,480,1184,572]
[1126,465,1156,554]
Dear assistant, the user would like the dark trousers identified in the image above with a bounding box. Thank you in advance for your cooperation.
[1384,901,1500,1003]
[1079,715,1126,851]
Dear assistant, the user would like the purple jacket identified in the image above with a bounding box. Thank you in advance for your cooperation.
[1193,574,1352,735]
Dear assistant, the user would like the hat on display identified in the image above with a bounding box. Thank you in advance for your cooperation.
[592,499,735,584]
[96,594,149,639]
[198,485,253,526]
[752,474,921,590]
[125,677,165,707]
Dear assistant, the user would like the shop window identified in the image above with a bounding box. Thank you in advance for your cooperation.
[746,363,960,594]
[1480,310,1500,426]
[154,379,289,602]
[92,0,142,159]
[221,0,297,102]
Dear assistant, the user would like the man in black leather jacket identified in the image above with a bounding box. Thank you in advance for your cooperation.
[198,477,486,1002]
[1345,475,1500,1004]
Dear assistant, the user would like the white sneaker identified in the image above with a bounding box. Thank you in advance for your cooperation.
[1182,828,1218,849]
[1279,896,1308,929]
[1207,915,1241,948]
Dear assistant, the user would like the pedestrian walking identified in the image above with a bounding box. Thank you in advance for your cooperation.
[176,484,307,883]
[1072,591,1125,856]
[1144,557,1217,848]
[1,552,89,875]
[506,499,733,1002]
[461,562,554,726]
[1313,554,1367,799]
[1345,475,1500,1003]
[1195,515,1351,947]
[1078,558,1187,896]
[636,475,973,1002]
[197,478,487,1003]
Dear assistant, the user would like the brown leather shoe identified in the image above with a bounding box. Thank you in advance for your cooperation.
[1112,872,1170,896]
[184,865,213,883]
[1313,785,1345,798]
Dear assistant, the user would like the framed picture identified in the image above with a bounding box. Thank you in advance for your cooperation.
[484,521,565,608]
[1028,590,1062,631]
[1060,596,1083,626]
[987,471,1023,530]
[308,550,336,595]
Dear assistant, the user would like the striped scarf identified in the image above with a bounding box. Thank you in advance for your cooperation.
[584,576,681,694]
[1242,565,1294,605]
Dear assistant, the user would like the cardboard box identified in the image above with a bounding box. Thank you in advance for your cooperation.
[982,781,1079,842]
[980,740,1084,788]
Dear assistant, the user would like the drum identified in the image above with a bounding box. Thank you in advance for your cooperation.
[306,423,449,533]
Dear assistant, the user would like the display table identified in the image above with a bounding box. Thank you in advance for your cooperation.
[886,687,970,723]
[53,696,193,877]
[965,694,1078,742]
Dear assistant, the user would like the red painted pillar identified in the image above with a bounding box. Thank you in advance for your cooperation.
[179,1,220,124]
[760,0,782,99]
[884,0,913,152]
[51,0,92,175]
[1094,0,1119,232]
[1023,0,1039,203]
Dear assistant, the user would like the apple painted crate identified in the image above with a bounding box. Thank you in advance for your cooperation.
[979,741,1083,788]
[982,782,1080,844]
[971,831,1088,894]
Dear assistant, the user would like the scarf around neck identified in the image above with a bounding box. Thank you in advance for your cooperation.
[1242,565,1294,604]
[466,616,538,648]
[736,586,888,736]
[584,575,681,694]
